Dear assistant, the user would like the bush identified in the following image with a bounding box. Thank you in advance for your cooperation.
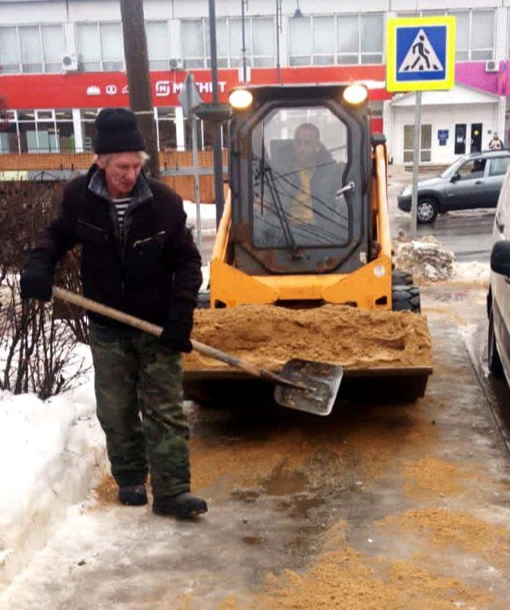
[0,180,90,399]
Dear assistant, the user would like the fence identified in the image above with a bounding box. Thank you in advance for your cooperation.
[0,149,228,202]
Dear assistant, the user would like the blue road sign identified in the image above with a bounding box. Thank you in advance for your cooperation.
[387,17,455,92]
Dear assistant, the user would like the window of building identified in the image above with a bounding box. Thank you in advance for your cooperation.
[55,109,75,152]
[0,25,64,74]
[289,13,384,66]
[403,124,432,163]
[76,23,124,72]
[156,107,177,150]
[0,111,18,153]
[181,20,206,68]
[182,17,275,69]
[80,109,100,152]
[205,20,229,67]
[289,17,312,66]
[252,18,275,67]
[451,10,494,60]
[146,21,169,70]
[398,9,494,61]
[2,109,74,153]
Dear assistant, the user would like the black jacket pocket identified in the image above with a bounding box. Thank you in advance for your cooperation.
[128,231,167,280]
[76,220,109,245]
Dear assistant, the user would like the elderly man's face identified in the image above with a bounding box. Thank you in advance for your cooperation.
[97,152,143,198]
[294,126,320,167]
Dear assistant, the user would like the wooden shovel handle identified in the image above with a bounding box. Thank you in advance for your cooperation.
[52,287,302,388]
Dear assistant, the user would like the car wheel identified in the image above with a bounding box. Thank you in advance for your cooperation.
[488,309,504,377]
[392,285,421,314]
[417,199,438,224]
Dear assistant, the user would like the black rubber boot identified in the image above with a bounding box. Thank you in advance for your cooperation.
[153,492,208,519]
[118,484,148,506]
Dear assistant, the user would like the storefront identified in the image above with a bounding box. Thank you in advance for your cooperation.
[0,65,388,154]
[384,83,505,166]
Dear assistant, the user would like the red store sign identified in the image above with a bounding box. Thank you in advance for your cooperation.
[0,65,388,110]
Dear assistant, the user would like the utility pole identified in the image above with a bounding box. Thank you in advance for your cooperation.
[208,0,225,227]
[119,0,160,178]
[241,0,247,83]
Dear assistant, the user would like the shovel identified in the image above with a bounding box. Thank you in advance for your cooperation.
[52,287,343,416]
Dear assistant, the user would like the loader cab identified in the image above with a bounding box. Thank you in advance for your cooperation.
[228,84,371,275]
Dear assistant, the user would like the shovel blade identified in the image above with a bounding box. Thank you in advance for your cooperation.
[274,358,343,416]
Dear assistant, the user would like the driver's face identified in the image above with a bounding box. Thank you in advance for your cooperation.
[294,127,320,166]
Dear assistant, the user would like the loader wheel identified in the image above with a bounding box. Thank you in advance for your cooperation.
[197,291,211,309]
[392,285,421,314]
[392,270,413,286]
[488,310,504,378]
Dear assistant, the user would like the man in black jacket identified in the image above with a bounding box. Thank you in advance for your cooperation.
[20,108,207,519]
[289,123,344,224]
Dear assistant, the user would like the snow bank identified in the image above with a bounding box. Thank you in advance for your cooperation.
[0,349,106,587]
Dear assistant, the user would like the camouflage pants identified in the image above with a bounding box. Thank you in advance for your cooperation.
[88,320,190,498]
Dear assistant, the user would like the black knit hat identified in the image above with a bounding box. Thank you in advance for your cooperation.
[94,108,146,154]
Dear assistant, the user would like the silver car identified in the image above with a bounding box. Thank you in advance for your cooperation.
[488,161,510,385]
[398,150,510,224]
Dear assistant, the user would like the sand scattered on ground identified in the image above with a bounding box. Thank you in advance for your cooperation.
[190,432,316,491]
[185,304,431,371]
[217,597,238,610]
[89,474,118,507]
[402,455,479,499]
[378,508,510,568]
[252,548,490,610]
[339,408,439,478]
[189,406,440,493]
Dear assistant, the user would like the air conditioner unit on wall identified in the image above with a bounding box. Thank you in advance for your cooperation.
[169,58,184,71]
[485,60,498,73]
[62,54,79,72]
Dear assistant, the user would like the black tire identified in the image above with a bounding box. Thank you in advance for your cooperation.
[392,270,413,286]
[196,291,211,309]
[392,285,421,313]
[488,309,504,377]
[417,199,438,224]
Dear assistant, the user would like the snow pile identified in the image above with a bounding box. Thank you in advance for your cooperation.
[393,234,454,282]
[452,261,490,283]
[0,350,106,587]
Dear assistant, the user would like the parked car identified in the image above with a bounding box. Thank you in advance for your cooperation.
[398,150,510,224]
[488,162,510,386]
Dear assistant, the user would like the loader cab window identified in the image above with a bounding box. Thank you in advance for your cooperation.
[251,107,349,249]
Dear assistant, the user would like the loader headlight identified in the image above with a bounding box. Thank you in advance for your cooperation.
[229,88,253,110]
[343,84,368,106]
[374,265,386,278]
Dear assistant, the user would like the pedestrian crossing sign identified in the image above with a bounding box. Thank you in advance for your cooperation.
[386,16,456,92]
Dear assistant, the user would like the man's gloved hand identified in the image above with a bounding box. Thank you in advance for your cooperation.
[159,309,194,353]
[20,260,54,302]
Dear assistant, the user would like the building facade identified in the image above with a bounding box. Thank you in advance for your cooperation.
[1,0,510,164]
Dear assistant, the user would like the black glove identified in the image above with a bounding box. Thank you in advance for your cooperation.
[159,309,194,353]
[20,259,54,302]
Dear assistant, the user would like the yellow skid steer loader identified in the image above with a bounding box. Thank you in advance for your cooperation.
[183,84,432,407]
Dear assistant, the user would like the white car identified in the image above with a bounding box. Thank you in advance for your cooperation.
[487,164,510,385]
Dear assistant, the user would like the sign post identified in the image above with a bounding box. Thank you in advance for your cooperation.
[386,16,455,237]
[179,73,204,253]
